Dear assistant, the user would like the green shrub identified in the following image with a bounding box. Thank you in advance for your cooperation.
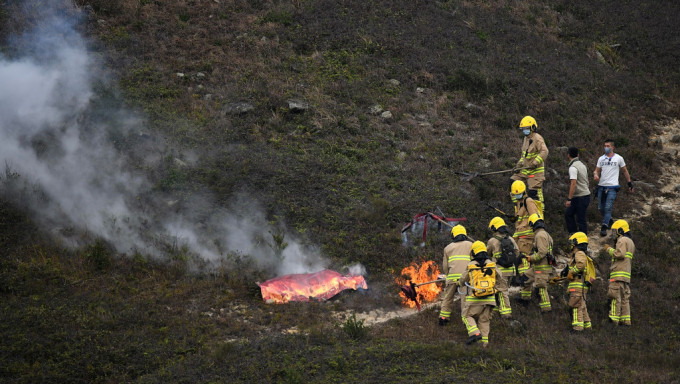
[342,313,367,340]
[86,239,112,272]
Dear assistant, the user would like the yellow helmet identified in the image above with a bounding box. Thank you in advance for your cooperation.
[611,219,630,235]
[471,240,487,256]
[488,217,506,232]
[451,224,467,238]
[569,232,588,246]
[511,180,526,195]
[528,213,542,227]
[519,115,537,130]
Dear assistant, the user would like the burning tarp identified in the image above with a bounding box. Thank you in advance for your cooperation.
[259,270,368,304]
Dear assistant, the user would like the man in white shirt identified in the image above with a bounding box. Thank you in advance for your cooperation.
[593,139,634,236]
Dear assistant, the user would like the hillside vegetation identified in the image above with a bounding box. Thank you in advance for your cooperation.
[2,0,680,382]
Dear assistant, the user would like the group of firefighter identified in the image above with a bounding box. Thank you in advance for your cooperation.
[437,116,636,348]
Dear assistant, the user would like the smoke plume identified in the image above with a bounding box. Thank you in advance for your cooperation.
[0,1,328,276]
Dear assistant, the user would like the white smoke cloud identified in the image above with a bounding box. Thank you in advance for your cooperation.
[0,1,328,276]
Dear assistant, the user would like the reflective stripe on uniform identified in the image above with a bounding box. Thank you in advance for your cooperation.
[538,288,551,309]
[448,255,470,262]
[609,299,619,322]
[572,308,583,328]
[466,296,496,304]
[447,273,462,282]
[609,271,631,279]
[497,292,511,315]
[568,282,584,290]
[462,316,479,335]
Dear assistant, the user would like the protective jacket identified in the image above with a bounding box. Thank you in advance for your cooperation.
[528,227,553,273]
[442,240,473,285]
[515,132,548,183]
[439,239,473,320]
[513,197,540,239]
[568,250,587,294]
[608,236,635,283]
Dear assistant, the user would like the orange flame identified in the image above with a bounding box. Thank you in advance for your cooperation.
[397,260,442,308]
[259,270,368,304]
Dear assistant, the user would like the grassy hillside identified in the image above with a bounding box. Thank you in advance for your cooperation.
[2,0,680,382]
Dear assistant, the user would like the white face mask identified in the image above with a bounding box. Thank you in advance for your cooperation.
[522,129,531,136]
[512,193,524,200]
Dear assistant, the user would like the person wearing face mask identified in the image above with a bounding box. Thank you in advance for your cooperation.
[593,139,634,236]
[511,116,549,213]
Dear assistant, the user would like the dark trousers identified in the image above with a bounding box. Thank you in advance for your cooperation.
[565,195,590,234]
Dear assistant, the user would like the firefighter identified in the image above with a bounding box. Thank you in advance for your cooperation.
[510,180,540,298]
[563,232,592,332]
[459,241,502,348]
[510,115,549,212]
[520,214,554,312]
[486,217,518,318]
[438,224,473,325]
[604,219,635,326]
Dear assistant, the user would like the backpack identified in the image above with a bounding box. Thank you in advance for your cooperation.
[467,262,497,297]
[584,255,597,287]
[496,236,517,268]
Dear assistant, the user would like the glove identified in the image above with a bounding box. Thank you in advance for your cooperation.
[560,267,569,278]
[567,271,574,281]
[513,167,522,174]
[483,268,494,276]
[604,244,612,253]
[506,214,518,222]
[628,181,634,192]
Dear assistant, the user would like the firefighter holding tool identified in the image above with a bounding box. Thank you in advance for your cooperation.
[438,225,473,325]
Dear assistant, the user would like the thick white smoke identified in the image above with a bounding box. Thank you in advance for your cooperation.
[0,1,328,276]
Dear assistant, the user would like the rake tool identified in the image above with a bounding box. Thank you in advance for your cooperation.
[456,166,530,182]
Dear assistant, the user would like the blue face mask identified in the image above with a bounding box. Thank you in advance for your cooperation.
[604,147,611,154]
[522,129,531,136]
[512,193,524,200]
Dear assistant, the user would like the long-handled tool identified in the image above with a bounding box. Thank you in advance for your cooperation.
[486,203,517,221]
[457,167,530,182]
[400,278,446,311]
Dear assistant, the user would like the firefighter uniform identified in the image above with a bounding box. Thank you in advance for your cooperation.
[513,196,540,275]
[459,255,502,347]
[439,239,473,322]
[567,247,591,331]
[486,234,518,318]
[511,130,549,210]
[606,229,635,326]
[521,224,553,311]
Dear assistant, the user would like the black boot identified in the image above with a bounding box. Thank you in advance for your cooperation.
[466,333,482,345]
[600,224,608,237]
